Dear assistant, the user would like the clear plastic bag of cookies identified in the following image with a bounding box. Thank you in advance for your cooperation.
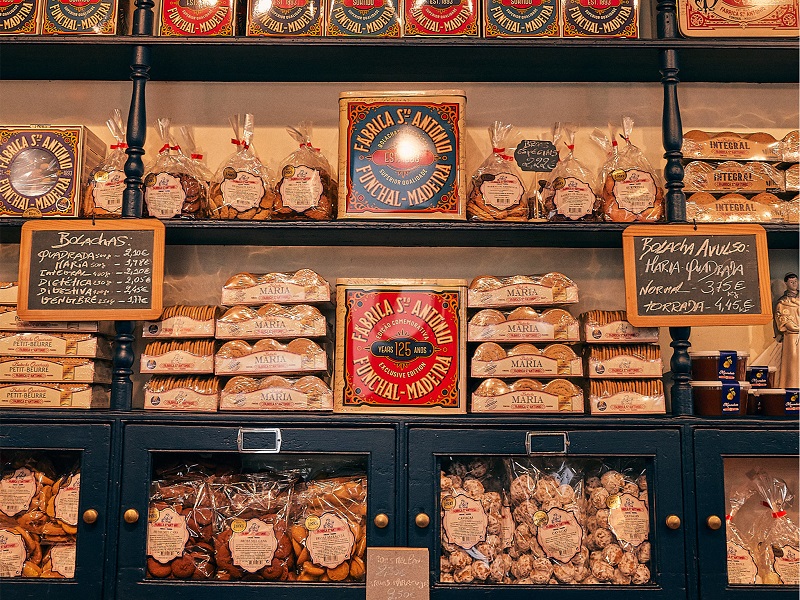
[216,304,327,339]
[82,109,126,218]
[725,482,761,584]
[179,126,214,190]
[544,124,601,222]
[467,122,528,222]
[593,119,664,222]
[208,114,274,221]
[144,118,208,220]
[273,123,336,221]
[583,459,651,585]
[588,379,666,415]
[752,472,800,585]
[290,475,367,582]
[220,375,333,411]
[586,344,663,379]
[440,457,512,584]
[686,191,783,223]
[468,307,580,342]
[221,269,331,306]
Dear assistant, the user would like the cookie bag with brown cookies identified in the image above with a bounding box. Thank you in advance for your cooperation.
[595,118,664,223]
[179,126,214,191]
[208,114,275,221]
[467,121,528,222]
[82,109,126,218]
[143,118,209,220]
[273,123,336,221]
[752,472,800,585]
[544,124,601,222]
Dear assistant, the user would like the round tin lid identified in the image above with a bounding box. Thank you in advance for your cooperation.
[690,381,751,389]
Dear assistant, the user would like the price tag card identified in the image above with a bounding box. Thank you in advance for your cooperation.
[514,140,559,172]
[367,547,429,600]
[17,219,165,321]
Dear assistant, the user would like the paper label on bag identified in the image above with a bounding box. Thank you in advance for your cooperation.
[441,492,488,550]
[585,321,659,343]
[92,169,125,213]
[589,355,662,378]
[554,177,595,219]
[480,173,524,210]
[145,173,186,218]
[54,473,80,526]
[774,545,800,585]
[144,387,218,412]
[608,493,649,546]
[501,505,514,548]
[229,518,277,573]
[0,468,36,517]
[305,511,355,569]
[147,507,189,563]
[469,283,554,307]
[535,508,582,563]
[0,529,26,577]
[50,543,77,578]
[613,170,656,214]
[221,171,266,212]
[727,541,758,585]
[279,165,322,211]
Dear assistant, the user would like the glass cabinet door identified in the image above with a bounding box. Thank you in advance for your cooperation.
[694,428,799,599]
[408,426,686,599]
[117,423,396,599]
[0,422,112,600]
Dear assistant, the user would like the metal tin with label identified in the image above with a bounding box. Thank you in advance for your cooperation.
[334,278,467,413]
[404,0,478,35]
[40,0,118,33]
[484,0,559,37]
[0,0,38,34]
[0,126,105,218]
[338,90,467,220]
[159,0,235,35]
[327,0,401,36]
[678,0,798,37]
[247,0,323,36]
[562,0,638,37]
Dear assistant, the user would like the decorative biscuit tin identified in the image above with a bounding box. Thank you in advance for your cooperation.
[327,0,401,36]
[484,0,559,37]
[40,0,118,33]
[335,278,467,413]
[0,0,38,34]
[562,0,638,37]
[247,0,323,36]
[0,126,105,218]
[404,0,478,35]
[338,91,467,220]
[159,0,235,35]
[678,0,798,37]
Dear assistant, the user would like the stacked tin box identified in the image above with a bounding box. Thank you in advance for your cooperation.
[467,272,585,414]
[0,282,111,409]
[140,305,221,412]
[216,269,333,411]
[581,310,664,415]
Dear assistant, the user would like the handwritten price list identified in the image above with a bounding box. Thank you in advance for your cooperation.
[367,548,429,600]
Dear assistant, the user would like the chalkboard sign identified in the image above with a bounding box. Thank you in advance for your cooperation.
[17,219,165,321]
[514,140,559,172]
[367,548,429,600]
[623,224,772,327]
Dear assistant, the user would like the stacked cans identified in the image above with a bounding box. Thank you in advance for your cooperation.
[141,306,221,412]
[216,269,334,411]
[467,272,584,413]
[581,311,664,415]
[0,282,111,409]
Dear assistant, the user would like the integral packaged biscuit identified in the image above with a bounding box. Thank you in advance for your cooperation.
[586,345,662,379]
[0,357,110,383]
[0,307,110,333]
[141,340,215,374]
[471,342,583,378]
[143,305,218,338]
[581,311,659,344]
[681,130,784,162]
[0,0,38,34]
[471,377,584,412]
[0,383,110,409]
[143,376,220,411]
[327,0,401,36]
[216,304,327,339]
[404,0,478,35]
[589,380,665,415]
[247,0,323,35]
[159,0,235,35]
[562,0,638,37]
[483,0,559,36]
[215,339,327,375]
[82,110,127,218]
[222,270,331,305]
[683,160,784,193]
[468,272,579,307]
[0,126,105,218]
[678,0,798,37]
[220,375,333,411]
[0,333,111,359]
[469,308,580,343]
[40,0,118,33]
[686,191,783,223]
[338,91,467,220]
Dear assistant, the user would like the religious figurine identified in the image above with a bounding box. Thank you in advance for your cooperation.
[775,272,799,389]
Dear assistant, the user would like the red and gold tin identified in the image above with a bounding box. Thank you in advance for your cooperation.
[484,0,559,37]
[404,0,478,35]
[327,0,401,36]
[40,0,118,34]
[0,0,38,34]
[159,0,235,35]
[678,0,798,37]
[247,0,323,36]
[334,278,467,414]
[561,0,638,37]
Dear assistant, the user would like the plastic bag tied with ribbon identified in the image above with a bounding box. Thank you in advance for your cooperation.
[545,123,600,222]
[83,109,127,218]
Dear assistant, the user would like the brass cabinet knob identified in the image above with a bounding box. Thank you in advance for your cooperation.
[123,509,140,524]
[665,514,681,530]
[706,515,723,531]
[82,509,99,524]
[374,513,389,529]
[415,513,430,528]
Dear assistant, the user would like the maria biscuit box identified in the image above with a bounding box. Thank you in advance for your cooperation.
[678,0,798,37]
[40,0,118,34]
[484,0,559,36]
[0,0,38,34]
[159,0,235,35]
[0,126,105,218]
[338,91,467,220]
[334,278,467,414]
[404,0,478,35]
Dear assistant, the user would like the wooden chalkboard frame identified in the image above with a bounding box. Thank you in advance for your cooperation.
[17,219,165,321]
[623,224,772,327]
